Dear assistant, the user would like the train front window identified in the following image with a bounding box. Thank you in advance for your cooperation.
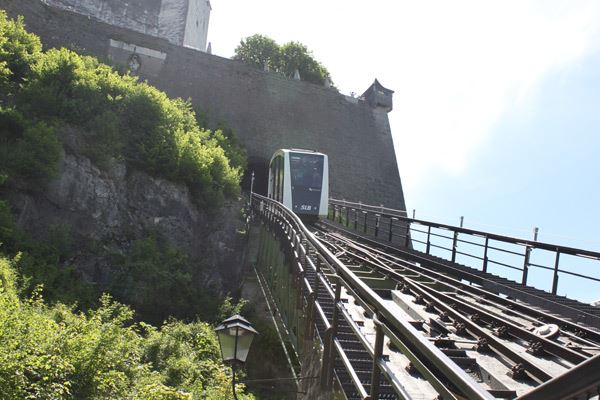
[290,153,323,189]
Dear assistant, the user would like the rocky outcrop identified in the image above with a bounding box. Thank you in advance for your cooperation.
[9,127,246,293]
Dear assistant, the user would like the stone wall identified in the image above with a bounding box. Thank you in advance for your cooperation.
[1,0,407,211]
[45,0,162,38]
[10,126,247,295]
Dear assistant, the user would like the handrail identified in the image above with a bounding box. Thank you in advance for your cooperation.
[329,198,600,296]
[330,198,600,259]
[252,193,494,400]
[515,354,600,400]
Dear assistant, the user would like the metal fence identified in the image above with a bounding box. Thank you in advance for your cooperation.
[329,198,600,299]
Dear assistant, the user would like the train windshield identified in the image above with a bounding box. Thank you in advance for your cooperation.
[290,152,324,189]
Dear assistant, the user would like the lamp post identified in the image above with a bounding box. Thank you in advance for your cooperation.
[215,315,258,400]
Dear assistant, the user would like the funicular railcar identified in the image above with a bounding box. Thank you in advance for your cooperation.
[267,149,329,219]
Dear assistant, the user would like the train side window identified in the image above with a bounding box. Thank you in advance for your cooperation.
[274,157,280,201]
[269,162,274,198]
[279,156,284,201]
[280,156,284,202]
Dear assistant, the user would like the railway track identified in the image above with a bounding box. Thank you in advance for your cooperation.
[310,223,600,399]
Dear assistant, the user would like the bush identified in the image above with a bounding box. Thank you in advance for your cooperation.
[0,11,42,89]
[110,235,195,324]
[110,234,230,324]
[17,47,241,207]
[0,107,61,185]
[0,258,256,400]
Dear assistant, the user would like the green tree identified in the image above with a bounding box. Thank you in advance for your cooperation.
[233,34,333,86]
[233,34,280,71]
[0,11,42,90]
[279,41,331,85]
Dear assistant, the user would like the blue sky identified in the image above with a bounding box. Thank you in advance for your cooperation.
[209,1,600,301]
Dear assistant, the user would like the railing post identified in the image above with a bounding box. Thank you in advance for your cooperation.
[522,245,531,285]
[346,206,350,227]
[426,226,431,254]
[374,214,380,237]
[551,250,561,295]
[320,328,332,389]
[370,314,384,400]
[388,217,397,242]
[249,170,255,208]
[306,292,316,339]
[323,276,341,390]
[363,211,368,234]
[404,222,411,248]
[353,209,358,230]
[332,205,337,222]
[451,230,458,263]
[482,236,489,273]
[338,207,343,224]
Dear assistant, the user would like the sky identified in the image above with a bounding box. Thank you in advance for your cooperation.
[208,1,600,301]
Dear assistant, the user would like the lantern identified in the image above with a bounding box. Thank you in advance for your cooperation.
[215,315,258,364]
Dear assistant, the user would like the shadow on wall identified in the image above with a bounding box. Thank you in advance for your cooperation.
[243,157,269,195]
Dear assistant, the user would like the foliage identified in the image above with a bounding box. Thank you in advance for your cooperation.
[0,15,261,400]
[0,106,61,185]
[0,12,242,207]
[210,124,247,171]
[0,200,18,250]
[0,258,255,400]
[111,235,196,324]
[233,34,280,71]
[217,295,248,322]
[13,227,97,307]
[143,320,229,396]
[0,11,42,91]
[17,47,242,206]
[110,234,239,324]
[233,34,332,86]
[279,41,331,85]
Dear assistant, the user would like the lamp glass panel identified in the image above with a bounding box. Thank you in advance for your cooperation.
[217,329,237,361]
[234,329,255,363]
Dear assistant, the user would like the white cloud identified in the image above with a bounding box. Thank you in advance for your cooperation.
[208,1,600,197]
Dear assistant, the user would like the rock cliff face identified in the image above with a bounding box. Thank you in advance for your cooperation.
[9,127,246,294]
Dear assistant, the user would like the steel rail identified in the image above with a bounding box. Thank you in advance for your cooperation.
[325,234,591,364]
[316,216,600,399]
[321,237,558,382]
[325,228,600,350]
[378,319,461,400]
[254,194,495,400]
[337,307,416,400]
[317,233,569,385]
[411,283,589,363]
[325,231,600,352]
[321,225,600,342]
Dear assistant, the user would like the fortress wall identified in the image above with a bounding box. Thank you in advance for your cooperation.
[1,0,407,210]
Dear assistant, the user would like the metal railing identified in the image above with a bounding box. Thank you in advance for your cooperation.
[329,199,600,298]
[252,193,494,400]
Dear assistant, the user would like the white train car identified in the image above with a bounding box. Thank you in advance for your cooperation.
[267,149,329,218]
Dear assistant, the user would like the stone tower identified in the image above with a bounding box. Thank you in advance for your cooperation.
[361,79,394,112]
[45,0,211,51]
